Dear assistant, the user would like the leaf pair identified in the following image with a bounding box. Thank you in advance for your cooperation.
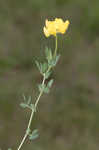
[35,61,48,75]
[29,129,39,140]
[38,79,54,94]
[45,47,53,63]
[45,47,60,67]
[20,95,35,111]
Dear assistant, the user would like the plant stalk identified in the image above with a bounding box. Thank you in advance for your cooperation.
[17,36,58,150]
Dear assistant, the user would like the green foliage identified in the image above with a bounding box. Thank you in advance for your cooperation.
[49,54,60,67]
[41,63,48,73]
[45,47,60,67]
[43,79,54,94]
[38,79,53,94]
[35,61,44,74]
[36,46,60,96]
[35,47,60,81]
[44,71,52,79]
[47,79,54,88]
[45,47,53,63]
[26,128,31,135]
[20,95,34,110]
[38,84,45,92]
[35,61,48,74]
[43,86,50,94]
[29,129,39,140]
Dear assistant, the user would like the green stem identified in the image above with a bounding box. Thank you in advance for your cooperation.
[17,32,57,150]
[54,35,58,57]
[17,67,51,150]
[34,76,46,108]
[17,109,34,150]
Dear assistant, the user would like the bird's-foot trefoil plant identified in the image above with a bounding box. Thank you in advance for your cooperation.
[7,18,70,150]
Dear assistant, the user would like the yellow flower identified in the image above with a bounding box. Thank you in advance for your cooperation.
[43,18,70,37]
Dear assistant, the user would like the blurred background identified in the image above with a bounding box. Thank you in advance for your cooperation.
[0,0,99,150]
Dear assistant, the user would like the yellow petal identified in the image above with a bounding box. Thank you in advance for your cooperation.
[65,20,70,29]
[43,18,70,37]
[43,26,50,37]
[45,19,49,27]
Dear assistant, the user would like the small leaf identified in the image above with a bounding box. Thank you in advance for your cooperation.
[55,54,60,65]
[30,104,36,112]
[45,47,52,61]
[26,128,31,134]
[8,148,12,150]
[32,129,38,135]
[29,134,39,140]
[27,96,31,105]
[47,79,54,88]
[41,63,48,73]
[48,54,60,67]
[38,62,46,74]
[38,84,45,92]
[29,129,39,140]
[20,103,28,108]
[43,87,50,94]
[45,71,51,79]
[35,60,41,71]
[38,84,42,92]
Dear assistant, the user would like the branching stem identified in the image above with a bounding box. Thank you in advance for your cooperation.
[17,68,51,150]
[17,36,58,150]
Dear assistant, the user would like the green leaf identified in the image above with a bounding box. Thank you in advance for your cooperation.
[27,96,31,105]
[38,84,42,92]
[41,63,48,73]
[55,54,60,65]
[35,60,41,71]
[45,71,52,79]
[47,79,54,88]
[29,129,39,140]
[38,83,50,94]
[43,87,50,94]
[29,134,39,140]
[26,128,31,134]
[48,54,60,67]
[35,61,46,75]
[38,84,45,92]
[32,129,38,135]
[8,148,12,150]
[20,103,28,108]
[20,95,33,110]
[30,104,36,112]
[45,47,52,62]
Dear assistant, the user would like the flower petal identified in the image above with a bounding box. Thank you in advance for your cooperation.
[43,27,50,37]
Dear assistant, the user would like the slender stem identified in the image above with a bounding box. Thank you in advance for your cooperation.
[54,35,58,57]
[17,108,35,150]
[16,35,58,150]
[35,77,45,108]
[17,67,51,150]
[34,65,51,108]
[27,109,34,131]
[17,130,28,150]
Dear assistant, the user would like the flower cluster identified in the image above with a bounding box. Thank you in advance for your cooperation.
[43,18,70,37]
